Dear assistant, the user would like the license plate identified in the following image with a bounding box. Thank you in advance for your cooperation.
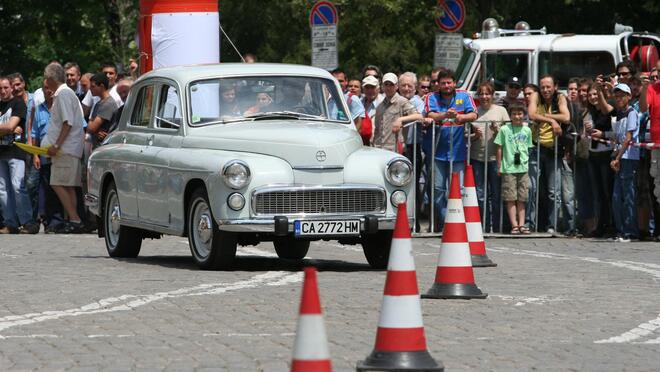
[294,220,360,236]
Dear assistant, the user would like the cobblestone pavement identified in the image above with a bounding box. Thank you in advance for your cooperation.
[1,234,659,371]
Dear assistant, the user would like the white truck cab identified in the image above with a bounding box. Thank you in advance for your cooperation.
[455,19,660,96]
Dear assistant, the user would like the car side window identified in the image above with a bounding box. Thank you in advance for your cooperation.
[156,85,182,129]
[130,85,155,127]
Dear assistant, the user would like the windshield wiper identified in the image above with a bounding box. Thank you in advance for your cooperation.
[244,111,326,121]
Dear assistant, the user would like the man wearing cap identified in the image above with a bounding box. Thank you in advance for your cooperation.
[593,83,640,242]
[372,72,422,153]
[498,76,525,110]
[360,75,383,145]
[424,68,477,231]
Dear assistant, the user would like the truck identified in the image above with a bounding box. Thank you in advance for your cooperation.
[455,18,660,95]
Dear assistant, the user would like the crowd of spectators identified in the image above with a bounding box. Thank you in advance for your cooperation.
[332,59,660,242]
[1,56,660,243]
[0,60,137,234]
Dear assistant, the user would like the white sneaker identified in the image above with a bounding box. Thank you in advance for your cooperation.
[617,236,631,243]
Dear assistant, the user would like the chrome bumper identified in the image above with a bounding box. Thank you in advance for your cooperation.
[216,215,408,233]
[84,193,99,212]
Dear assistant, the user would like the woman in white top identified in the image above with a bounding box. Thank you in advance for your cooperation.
[470,81,510,232]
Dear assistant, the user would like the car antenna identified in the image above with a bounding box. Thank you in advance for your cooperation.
[219,23,246,63]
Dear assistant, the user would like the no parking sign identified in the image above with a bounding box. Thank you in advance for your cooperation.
[310,1,338,71]
[435,0,465,32]
[309,0,339,70]
[434,0,465,70]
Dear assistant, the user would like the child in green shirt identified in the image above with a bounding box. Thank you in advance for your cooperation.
[494,103,534,234]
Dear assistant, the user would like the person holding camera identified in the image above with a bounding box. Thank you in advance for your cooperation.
[495,103,534,234]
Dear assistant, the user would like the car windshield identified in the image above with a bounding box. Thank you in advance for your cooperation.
[188,76,351,125]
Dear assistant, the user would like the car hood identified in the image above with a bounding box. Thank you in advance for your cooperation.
[182,121,363,167]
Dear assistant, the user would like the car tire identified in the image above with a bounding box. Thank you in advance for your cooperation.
[187,189,237,270]
[273,238,310,260]
[103,182,142,258]
[361,230,393,269]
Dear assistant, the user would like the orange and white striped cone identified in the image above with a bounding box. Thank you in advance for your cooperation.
[357,203,443,371]
[423,172,488,299]
[463,165,497,267]
[291,267,332,372]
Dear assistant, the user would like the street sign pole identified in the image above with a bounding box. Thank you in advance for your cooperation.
[310,1,338,71]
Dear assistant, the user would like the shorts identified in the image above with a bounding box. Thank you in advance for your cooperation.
[651,149,660,204]
[501,172,529,202]
[50,153,82,187]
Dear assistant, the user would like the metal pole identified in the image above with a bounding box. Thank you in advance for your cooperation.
[431,121,436,233]
[412,121,417,234]
[572,133,577,235]
[553,137,559,232]
[483,122,489,232]
[535,129,540,233]
[449,120,454,178]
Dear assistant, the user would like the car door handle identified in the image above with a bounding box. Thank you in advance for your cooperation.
[121,136,127,144]
[147,135,154,146]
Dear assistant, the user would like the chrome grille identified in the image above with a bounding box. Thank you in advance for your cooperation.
[252,186,386,216]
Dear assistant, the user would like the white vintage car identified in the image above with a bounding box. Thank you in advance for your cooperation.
[86,63,413,269]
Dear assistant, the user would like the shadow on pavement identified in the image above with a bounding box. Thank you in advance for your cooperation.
[71,254,378,273]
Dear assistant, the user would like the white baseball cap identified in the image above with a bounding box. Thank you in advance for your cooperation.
[613,83,631,95]
[382,72,398,85]
[362,75,379,87]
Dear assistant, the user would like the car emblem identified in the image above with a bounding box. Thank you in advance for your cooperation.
[316,150,327,162]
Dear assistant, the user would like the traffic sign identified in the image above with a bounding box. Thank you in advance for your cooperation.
[310,1,338,26]
[435,0,465,33]
[434,33,463,70]
[310,1,338,71]
[311,26,338,71]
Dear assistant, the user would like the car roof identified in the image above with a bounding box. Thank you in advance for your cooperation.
[138,63,335,85]
[466,33,625,53]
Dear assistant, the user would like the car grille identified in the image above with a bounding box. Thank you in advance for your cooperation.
[252,187,386,216]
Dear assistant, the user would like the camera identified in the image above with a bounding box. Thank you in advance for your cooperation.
[514,152,521,165]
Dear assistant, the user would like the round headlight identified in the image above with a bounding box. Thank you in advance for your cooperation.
[222,160,251,189]
[385,159,413,187]
[227,193,246,211]
[390,190,407,207]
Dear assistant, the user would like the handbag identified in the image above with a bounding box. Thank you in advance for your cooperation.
[360,109,373,145]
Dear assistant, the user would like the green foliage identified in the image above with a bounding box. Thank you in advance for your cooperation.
[0,0,138,91]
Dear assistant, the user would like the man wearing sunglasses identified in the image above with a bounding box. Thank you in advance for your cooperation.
[640,63,660,241]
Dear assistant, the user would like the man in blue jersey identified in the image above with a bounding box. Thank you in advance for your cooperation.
[424,69,477,231]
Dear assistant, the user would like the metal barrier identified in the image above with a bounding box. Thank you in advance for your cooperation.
[405,118,568,236]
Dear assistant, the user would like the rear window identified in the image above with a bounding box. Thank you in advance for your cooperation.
[538,51,615,89]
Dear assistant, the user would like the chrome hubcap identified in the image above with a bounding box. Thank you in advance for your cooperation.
[110,205,121,235]
[197,214,212,244]
[191,198,214,259]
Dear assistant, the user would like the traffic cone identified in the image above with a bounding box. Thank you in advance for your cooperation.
[291,267,332,372]
[423,172,488,299]
[463,165,497,267]
[357,203,443,371]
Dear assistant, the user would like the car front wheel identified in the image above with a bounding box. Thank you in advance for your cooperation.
[103,182,142,258]
[187,189,237,270]
[361,230,393,269]
[273,237,310,260]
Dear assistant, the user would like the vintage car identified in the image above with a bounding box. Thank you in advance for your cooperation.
[85,63,414,270]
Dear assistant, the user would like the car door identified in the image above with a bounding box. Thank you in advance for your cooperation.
[137,81,182,226]
[114,83,156,222]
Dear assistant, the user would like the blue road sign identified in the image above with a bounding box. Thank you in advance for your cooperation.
[310,1,338,26]
[435,0,465,33]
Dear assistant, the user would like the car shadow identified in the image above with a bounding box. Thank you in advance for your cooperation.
[71,254,379,272]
